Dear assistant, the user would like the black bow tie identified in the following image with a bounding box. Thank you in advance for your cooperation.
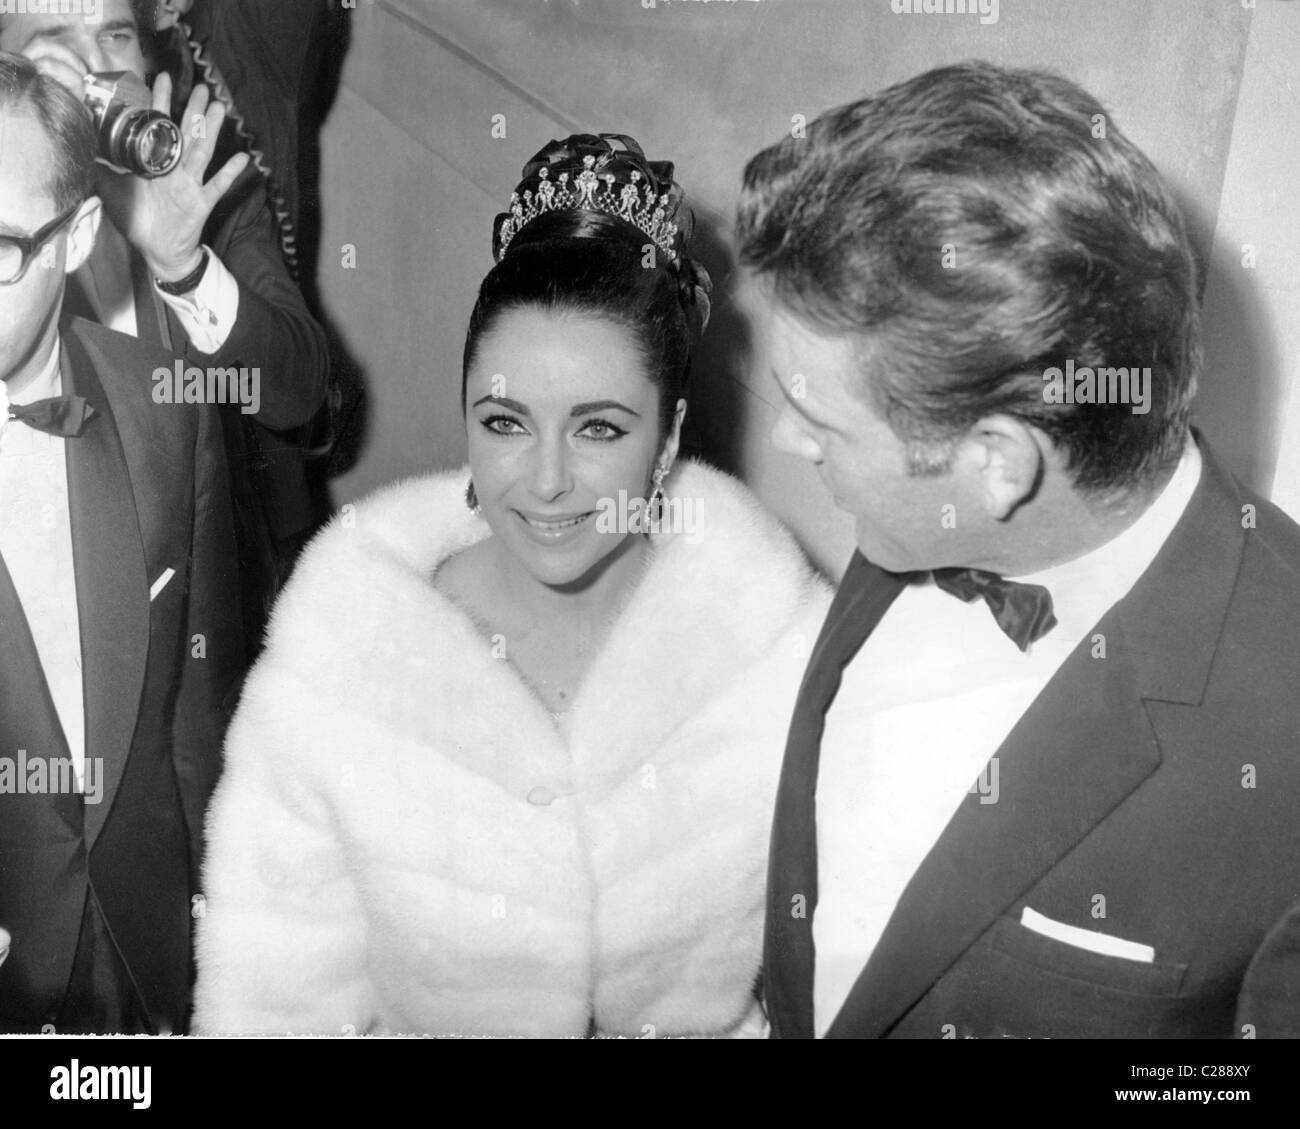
[932,566,1057,652]
[6,395,97,438]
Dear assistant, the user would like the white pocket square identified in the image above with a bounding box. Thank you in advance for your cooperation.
[149,568,176,602]
[1020,906,1155,964]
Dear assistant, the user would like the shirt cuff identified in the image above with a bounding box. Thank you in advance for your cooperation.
[153,247,240,353]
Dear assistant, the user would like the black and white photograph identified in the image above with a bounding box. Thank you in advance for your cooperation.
[0,0,1297,1110]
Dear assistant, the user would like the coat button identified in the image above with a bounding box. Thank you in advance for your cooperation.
[526,786,557,806]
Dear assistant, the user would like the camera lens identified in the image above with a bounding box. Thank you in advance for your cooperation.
[118,112,183,178]
[132,116,183,177]
[83,73,183,179]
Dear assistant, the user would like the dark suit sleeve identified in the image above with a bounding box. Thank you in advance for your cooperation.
[173,400,246,877]
[1236,900,1300,1038]
[191,0,329,229]
[168,171,329,431]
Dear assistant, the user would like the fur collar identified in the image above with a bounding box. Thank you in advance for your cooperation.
[267,458,825,767]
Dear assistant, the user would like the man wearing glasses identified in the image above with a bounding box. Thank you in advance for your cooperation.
[0,0,329,660]
[0,51,242,1034]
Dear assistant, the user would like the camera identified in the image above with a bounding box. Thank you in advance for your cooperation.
[83,72,183,178]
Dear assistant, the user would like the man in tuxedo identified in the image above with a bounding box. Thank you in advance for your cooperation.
[0,0,329,653]
[738,61,1300,1038]
[0,52,242,1033]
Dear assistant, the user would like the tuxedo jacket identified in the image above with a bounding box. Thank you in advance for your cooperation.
[64,164,329,652]
[0,319,244,1033]
[765,438,1300,1038]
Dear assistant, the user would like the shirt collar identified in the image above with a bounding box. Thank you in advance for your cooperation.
[0,344,65,451]
[7,343,64,408]
[1010,438,1203,641]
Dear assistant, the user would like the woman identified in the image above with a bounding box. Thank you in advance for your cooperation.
[194,134,831,1037]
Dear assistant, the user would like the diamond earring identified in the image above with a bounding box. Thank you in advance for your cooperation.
[647,466,666,528]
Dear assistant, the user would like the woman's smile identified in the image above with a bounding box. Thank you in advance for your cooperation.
[514,508,596,541]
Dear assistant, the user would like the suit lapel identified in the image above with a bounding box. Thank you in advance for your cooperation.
[0,553,82,834]
[61,334,150,847]
[765,552,913,1038]
[825,438,1247,1037]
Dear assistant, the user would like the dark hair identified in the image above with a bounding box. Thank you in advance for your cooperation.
[0,51,95,212]
[463,134,710,441]
[737,61,1201,495]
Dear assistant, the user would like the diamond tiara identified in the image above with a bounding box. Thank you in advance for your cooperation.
[495,154,682,263]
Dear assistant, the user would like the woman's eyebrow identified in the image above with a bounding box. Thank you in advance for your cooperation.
[570,400,639,417]
[471,395,528,413]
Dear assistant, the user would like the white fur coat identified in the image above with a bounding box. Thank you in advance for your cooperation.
[193,459,830,1037]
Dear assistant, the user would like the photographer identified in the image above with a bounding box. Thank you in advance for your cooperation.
[0,49,242,1034]
[0,0,329,654]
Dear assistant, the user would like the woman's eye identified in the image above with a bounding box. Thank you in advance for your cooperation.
[481,414,526,436]
[578,418,627,442]
[101,31,137,45]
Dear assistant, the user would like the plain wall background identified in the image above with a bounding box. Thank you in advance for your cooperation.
[314,0,1297,577]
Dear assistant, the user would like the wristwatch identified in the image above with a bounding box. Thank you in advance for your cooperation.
[155,249,210,296]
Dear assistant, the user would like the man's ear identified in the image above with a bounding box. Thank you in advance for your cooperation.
[658,398,688,474]
[960,414,1046,521]
[63,195,102,275]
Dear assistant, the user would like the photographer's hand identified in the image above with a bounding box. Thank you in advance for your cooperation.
[97,73,250,285]
[17,39,89,96]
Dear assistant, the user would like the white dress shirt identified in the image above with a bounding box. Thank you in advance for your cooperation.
[0,347,86,788]
[812,441,1204,1035]
[76,216,240,353]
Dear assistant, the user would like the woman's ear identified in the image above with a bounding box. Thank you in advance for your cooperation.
[64,196,102,275]
[659,398,688,473]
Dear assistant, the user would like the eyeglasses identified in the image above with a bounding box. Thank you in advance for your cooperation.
[0,202,83,286]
